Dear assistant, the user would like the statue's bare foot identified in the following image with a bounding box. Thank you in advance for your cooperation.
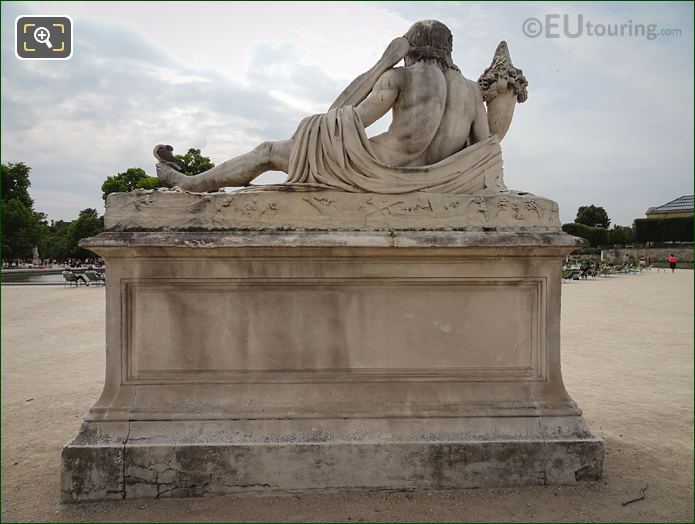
[156,162,189,189]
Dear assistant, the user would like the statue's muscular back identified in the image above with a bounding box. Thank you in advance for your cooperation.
[365,62,486,168]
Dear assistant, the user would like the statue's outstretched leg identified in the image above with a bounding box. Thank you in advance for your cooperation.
[157,140,292,192]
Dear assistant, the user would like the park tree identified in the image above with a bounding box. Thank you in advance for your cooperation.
[65,208,104,258]
[38,220,72,261]
[1,162,34,209]
[101,150,215,200]
[1,198,45,259]
[1,162,49,261]
[175,148,215,176]
[2,161,107,263]
[575,205,611,229]
[136,176,165,190]
[39,230,67,261]
[101,167,149,201]
[608,225,635,245]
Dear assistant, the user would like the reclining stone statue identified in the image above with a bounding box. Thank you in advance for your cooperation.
[64,18,603,502]
[155,20,527,195]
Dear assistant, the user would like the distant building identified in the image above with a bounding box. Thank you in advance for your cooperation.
[645,195,694,219]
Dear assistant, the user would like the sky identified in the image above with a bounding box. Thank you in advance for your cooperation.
[1,1,693,226]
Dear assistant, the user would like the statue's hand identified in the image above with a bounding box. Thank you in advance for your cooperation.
[156,162,186,188]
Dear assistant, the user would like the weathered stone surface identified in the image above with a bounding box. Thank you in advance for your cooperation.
[478,41,528,141]
[82,229,584,256]
[153,22,523,193]
[61,422,128,502]
[63,419,602,501]
[62,227,602,500]
[62,15,603,501]
[104,189,561,232]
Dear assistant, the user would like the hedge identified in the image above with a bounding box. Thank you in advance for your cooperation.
[608,225,635,245]
[571,247,601,255]
[562,222,609,247]
[634,216,693,242]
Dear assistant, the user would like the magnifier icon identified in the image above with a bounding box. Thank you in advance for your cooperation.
[34,26,53,49]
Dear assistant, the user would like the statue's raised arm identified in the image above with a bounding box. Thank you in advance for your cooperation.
[155,21,523,195]
[329,37,410,110]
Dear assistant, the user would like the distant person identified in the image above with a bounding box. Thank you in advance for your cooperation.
[668,254,677,273]
[63,267,89,286]
[86,264,107,283]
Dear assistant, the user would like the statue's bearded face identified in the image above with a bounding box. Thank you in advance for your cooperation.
[403,20,458,71]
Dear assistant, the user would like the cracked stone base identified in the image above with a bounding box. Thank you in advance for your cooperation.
[62,227,603,501]
[61,419,603,501]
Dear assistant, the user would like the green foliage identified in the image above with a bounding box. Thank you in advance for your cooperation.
[101,167,148,201]
[65,208,104,259]
[571,247,601,255]
[634,216,694,242]
[1,198,45,259]
[608,225,635,245]
[1,162,34,209]
[562,222,609,247]
[2,162,105,262]
[36,214,104,261]
[100,149,214,200]
[175,148,215,176]
[38,220,70,261]
[576,205,611,229]
[135,176,166,190]
[1,162,46,259]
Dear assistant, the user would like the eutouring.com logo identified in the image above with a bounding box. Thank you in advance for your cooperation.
[522,14,682,41]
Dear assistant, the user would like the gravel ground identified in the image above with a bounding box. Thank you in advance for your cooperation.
[1,269,693,522]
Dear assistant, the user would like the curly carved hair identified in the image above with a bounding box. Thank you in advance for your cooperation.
[404,20,460,73]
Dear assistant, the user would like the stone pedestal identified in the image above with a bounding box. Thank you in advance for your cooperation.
[61,190,603,501]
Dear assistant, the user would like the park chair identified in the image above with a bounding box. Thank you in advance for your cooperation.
[629,264,642,275]
[562,269,579,282]
[63,272,79,288]
[598,266,613,277]
[85,271,104,286]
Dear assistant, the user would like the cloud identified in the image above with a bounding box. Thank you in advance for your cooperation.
[1,3,306,218]
[1,1,693,226]
[1,1,412,219]
[381,2,694,223]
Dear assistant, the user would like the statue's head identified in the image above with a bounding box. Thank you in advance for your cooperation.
[404,20,459,72]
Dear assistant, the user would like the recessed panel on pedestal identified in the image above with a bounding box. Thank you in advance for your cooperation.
[123,277,546,384]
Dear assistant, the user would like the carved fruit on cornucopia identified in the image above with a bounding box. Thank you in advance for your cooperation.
[478,41,528,141]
